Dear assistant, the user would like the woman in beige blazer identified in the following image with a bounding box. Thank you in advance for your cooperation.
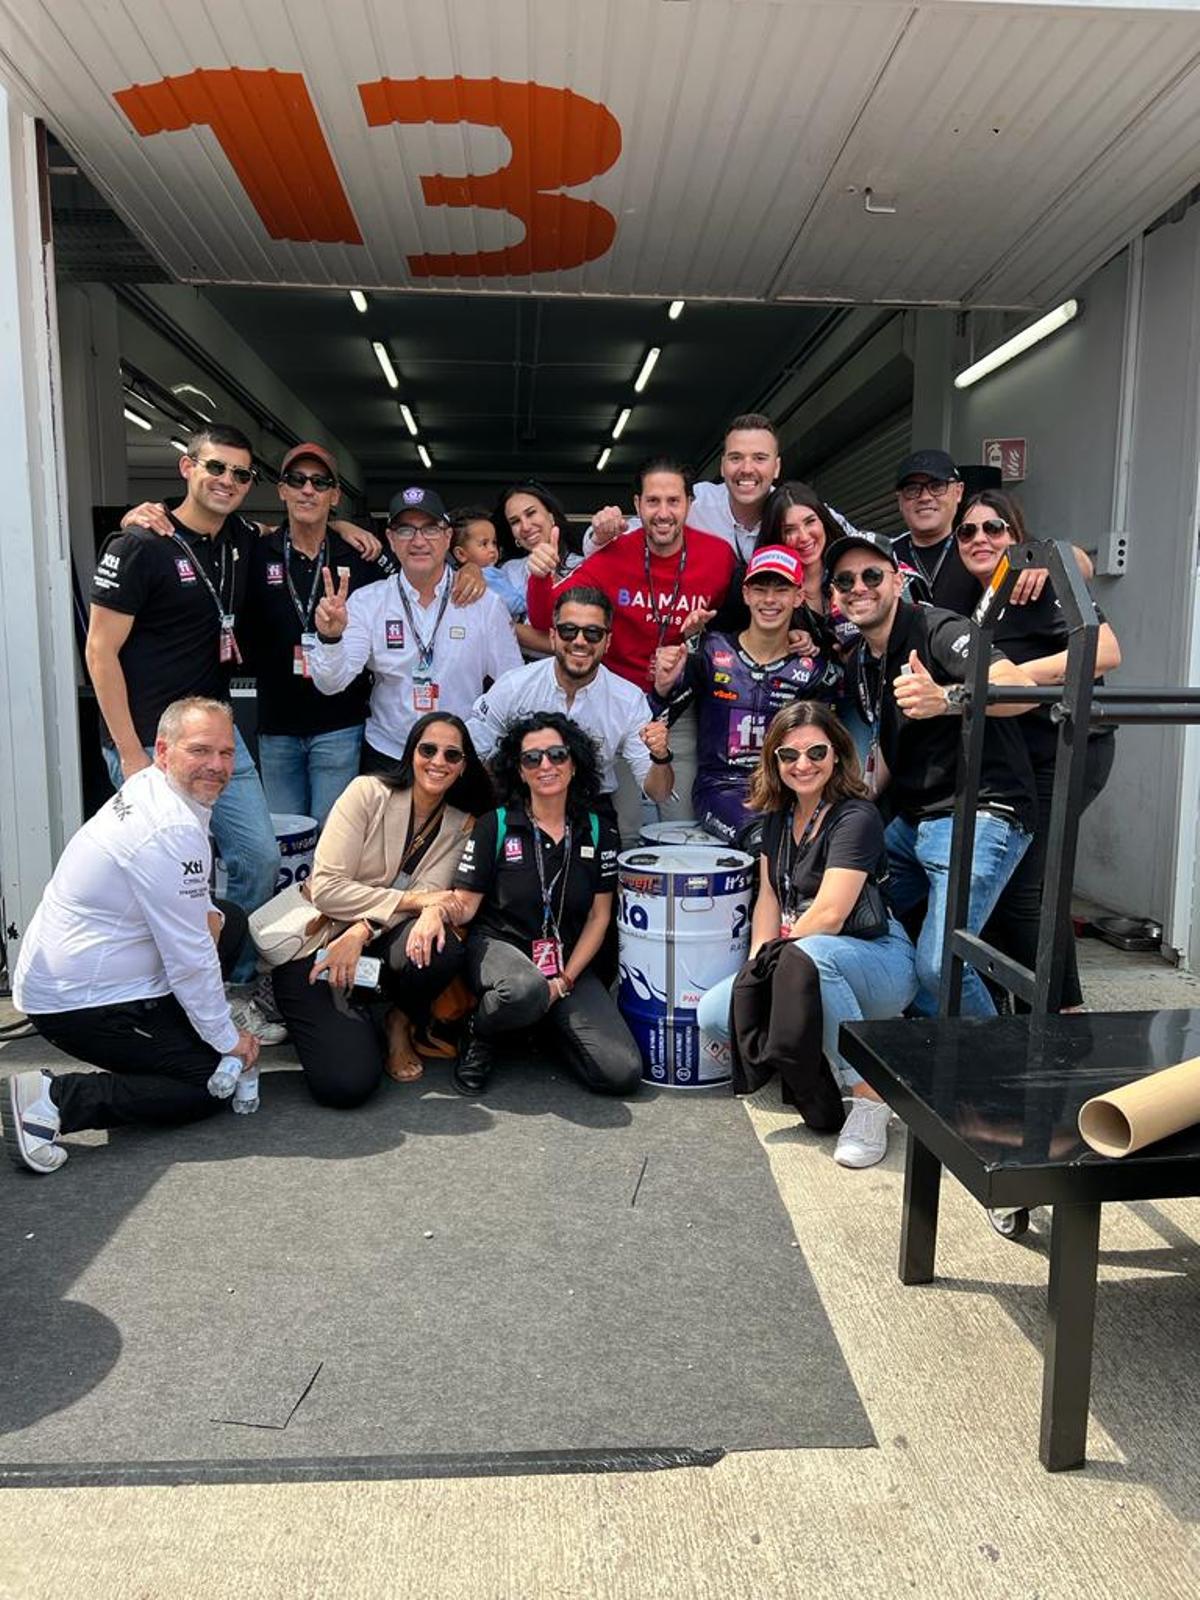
[271,713,493,1107]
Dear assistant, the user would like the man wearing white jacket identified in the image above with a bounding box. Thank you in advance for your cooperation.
[6,698,259,1174]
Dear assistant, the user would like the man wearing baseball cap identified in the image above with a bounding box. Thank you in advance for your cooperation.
[827,530,1037,1018]
[651,543,842,846]
[238,443,388,827]
[309,485,522,768]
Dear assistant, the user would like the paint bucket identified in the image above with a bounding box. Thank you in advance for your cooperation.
[272,813,319,892]
[638,819,717,848]
[617,844,753,1088]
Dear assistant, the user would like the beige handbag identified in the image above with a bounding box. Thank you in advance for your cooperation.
[248,881,331,967]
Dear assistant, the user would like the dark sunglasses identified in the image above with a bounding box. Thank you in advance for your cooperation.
[520,745,571,769]
[554,622,608,644]
[899,478,952,501]
[282,469,337,492]
[830,566,888,593]
[192,456,256,486]
[416,742,464,764]
[955,518,1010,541]
[776,743,831,765]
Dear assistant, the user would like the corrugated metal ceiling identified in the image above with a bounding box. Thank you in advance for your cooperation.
[4,0,1200,308]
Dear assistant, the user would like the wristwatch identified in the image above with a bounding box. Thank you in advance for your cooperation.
[649,749,674,765]
[944,684,970,711]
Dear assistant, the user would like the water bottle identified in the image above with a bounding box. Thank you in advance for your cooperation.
[232,1065,260,1115]
[207,1054,242,1100]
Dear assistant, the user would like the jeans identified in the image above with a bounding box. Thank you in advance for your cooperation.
[258,725,364,829]
[884,811,1031,1017]
[104,728,280,983]
[696,918,917,1086]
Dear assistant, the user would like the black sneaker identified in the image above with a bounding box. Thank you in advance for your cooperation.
[452,1016,493,1096]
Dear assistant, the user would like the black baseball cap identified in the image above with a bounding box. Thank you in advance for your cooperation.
[895,449,960,487]
[388,486,448,524]
[825,530,900,575]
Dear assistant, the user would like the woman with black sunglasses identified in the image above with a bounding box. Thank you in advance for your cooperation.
[695,700,917,1169]
[269,712,494,1104]
[448,711,642,1098]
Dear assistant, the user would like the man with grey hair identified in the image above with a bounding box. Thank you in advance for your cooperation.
[5,698,259,1174]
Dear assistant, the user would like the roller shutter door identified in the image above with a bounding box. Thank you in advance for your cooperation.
[808,409,912,535]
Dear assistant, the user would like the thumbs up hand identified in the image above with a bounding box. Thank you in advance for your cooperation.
[893,649,950,719]
[315,566,350,639]
[525,526,561,579]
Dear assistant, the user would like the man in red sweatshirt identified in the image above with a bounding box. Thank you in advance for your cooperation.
[525,457,737,836]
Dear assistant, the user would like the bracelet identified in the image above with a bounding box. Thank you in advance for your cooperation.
[648,749,674,765]
[556,972,575,994]
[316,631,343,645]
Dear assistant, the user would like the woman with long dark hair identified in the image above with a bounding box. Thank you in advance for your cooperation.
[448,710,642,1098]
[270,712,493,1104]
[695,700,916,1168]
[954,489,1121,1009]
[493,481,584,656]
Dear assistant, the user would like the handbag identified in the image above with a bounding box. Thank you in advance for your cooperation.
[795,878,889,941]
[248,881,331,967]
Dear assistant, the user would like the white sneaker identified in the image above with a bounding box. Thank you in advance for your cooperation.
[3,1071,67,1174]
[227,989,288,1047]
[834,1096,892,1169]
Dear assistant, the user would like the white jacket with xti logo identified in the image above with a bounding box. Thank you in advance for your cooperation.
[13,766,238,1053]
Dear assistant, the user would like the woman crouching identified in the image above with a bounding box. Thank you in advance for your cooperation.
[696,701,917,1168]
[449,711,642,1099]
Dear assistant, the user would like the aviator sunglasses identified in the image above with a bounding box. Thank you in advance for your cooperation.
[830,566,888,594]
[955,518,1011,541]
[191,456,257,486]
[282,469,337,492]
[554,622,608,644]
[416,741,464,764]
[520,745,571,769]
[776,743,831,765]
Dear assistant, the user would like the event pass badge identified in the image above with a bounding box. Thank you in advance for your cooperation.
[412,672,439,712]
[532,938,562,978]
[294,632,318,677]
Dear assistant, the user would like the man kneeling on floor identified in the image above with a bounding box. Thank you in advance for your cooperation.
[5,698,260,1174]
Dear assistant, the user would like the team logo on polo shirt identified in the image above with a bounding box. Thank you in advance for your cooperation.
[175,558,197,584]
[385,620,405,648]
[950,633,971,658]
[266,562,284,585]
[503,835,524,863]
[713,651,733,667]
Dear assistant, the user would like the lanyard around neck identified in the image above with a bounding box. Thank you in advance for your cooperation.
[283,531,326,631]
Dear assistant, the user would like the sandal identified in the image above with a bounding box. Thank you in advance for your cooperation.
[384,1009,424,1083]
[413,1024,457,1061]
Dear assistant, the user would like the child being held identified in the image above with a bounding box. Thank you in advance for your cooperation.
[449,507,526,620]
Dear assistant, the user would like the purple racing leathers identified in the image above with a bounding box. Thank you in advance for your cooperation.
[651,631,843,844]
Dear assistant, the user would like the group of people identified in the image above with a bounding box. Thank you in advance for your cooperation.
[2,413,1119,1179]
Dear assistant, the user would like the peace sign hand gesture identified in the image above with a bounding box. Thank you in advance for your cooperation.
[314,567,350,640]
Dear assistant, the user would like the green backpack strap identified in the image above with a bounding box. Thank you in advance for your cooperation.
[589,811,599,849]
[493,805,508,859]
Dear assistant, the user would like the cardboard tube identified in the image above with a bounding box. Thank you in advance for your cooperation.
[1078,1056,1200,1157]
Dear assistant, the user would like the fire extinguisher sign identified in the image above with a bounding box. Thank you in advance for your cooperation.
[982,438,1028,482]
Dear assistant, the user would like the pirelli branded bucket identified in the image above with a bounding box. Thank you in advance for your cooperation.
[617,845,753,1088]
[638,820,717,848]
[271,813,319,893]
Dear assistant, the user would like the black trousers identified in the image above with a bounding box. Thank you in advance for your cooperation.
[28,904,247,1133]
[271,918,466,1109]
[464,931,642,1096]
[983,734,1116,1010]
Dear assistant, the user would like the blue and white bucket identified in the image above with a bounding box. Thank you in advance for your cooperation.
[271,813,319,892]
[617,844,753,1088]
[638,819,718,848]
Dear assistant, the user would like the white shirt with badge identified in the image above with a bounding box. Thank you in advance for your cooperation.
[308,566,524,759]
[467,656,654,793]
[12,766,238,1053]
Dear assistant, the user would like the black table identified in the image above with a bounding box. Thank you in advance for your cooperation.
[840,1009,1200,1471]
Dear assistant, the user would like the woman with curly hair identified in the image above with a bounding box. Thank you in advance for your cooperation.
[449,710,642,1098]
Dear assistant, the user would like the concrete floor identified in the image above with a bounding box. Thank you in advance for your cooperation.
[2,938,1200,1598]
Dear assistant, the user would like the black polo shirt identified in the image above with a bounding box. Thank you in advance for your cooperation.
[453,804,619,957]
[240,524,385,736]
[850,601,1036,830]
[90,512,256,747]
[892,531,982,614]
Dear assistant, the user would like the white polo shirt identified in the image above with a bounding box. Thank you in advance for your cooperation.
[13,765,238,1053]
[467,656,654,793]
[583,480,858,563]
[309,566,524,759]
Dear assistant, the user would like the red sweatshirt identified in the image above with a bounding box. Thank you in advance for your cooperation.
[526,529,737,688]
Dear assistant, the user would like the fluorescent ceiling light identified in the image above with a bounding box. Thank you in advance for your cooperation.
[169,437,188,453]
[596,447,611,471]
[349,290,369,313]
[399,404,419,437]
[634,347,660,393]
[668,300,685,320]
[954,299,1079,390]
[417,444,432,470]
[612,408,631,441]
[123,406,152,431]
[372,340,399,389]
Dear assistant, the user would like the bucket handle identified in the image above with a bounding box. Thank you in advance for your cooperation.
[680,896,716,913]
